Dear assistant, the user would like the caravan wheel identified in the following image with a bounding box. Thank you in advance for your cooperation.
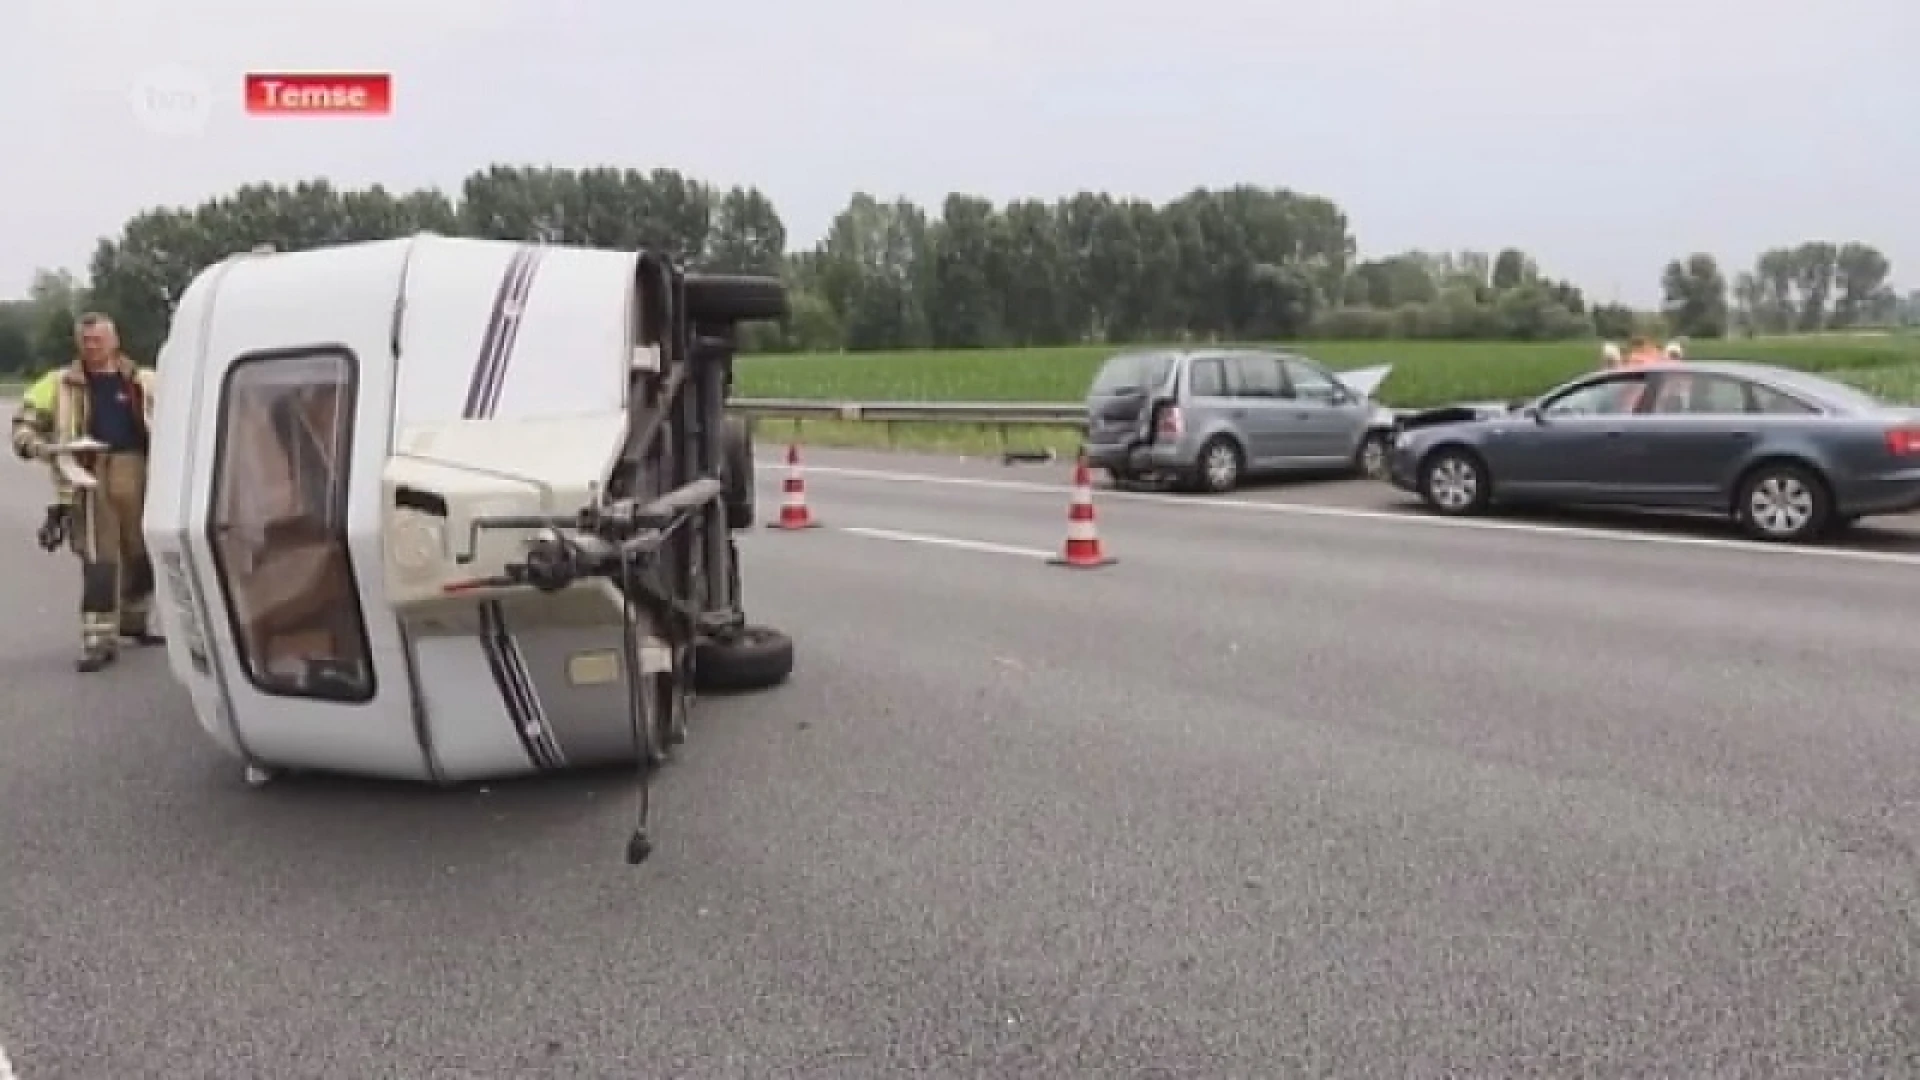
[687,274,789,324]
[722,416,754,529]
[694,626,794,692]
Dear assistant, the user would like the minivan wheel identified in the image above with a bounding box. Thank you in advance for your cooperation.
[1194,436,1243,493]
[1356,430,1391,481]
[1734,462,1830,543]
[1418,448,1490,515]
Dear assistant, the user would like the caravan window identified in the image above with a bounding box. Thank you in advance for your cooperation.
[207,347,375,702]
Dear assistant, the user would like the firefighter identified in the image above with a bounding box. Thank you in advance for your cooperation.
[10,313,163,671]
[1600,342,1623,368]
[1664,339,1686,361]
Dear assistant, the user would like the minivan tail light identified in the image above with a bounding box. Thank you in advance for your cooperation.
[1156,405,1183,439]
[1886,427,1920,455]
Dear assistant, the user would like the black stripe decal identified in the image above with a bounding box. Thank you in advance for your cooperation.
[465,246,561,769]
[498,617,566,768]
[479,600,551,769]
[462,246,537,419]
[475,247,541,418]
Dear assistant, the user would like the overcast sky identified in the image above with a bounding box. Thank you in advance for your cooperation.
[2,0,1914,305]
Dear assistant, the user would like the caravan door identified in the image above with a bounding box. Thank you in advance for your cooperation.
[177,239,429,781]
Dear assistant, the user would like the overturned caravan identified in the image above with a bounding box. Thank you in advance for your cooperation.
[140,234,791,814]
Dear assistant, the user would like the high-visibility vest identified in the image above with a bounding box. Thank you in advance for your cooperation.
[10,356,156,501]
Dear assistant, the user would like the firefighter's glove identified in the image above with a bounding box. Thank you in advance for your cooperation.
[37,504,70,552]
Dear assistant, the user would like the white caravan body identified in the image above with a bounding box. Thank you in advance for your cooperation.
[141,234,664,783]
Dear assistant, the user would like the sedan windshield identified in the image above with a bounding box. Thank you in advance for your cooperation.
[1089,352,1176,396]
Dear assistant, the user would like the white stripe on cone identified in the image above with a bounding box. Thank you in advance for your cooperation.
[1066,520,1098,540]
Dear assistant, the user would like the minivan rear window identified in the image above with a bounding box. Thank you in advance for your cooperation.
[1089,352,1176,396]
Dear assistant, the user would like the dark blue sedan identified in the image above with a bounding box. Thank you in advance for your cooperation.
[1387,360,1920,543]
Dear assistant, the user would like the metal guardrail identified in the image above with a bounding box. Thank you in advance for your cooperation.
[730,398,1085,426]
[727,397,1521,455]
[731,398,1519,425]
[729,398,1087,453]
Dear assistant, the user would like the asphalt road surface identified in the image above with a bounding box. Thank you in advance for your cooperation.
[5,443,1920,1077]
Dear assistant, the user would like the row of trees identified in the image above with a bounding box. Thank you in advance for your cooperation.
[1659,242,1904,340]
[0,270,85,376]
[9,164,1910,369]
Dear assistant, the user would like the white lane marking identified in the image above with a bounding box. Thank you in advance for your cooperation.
[1,1041,16,1079]
[838,526,1054,561]
[763,462,1920,568]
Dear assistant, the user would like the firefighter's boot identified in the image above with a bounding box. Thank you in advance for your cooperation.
[78,558,120,673]
[120,553,161,645]
[76,642,117,673]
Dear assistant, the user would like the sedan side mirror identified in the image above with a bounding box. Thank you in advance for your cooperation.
[1521,405,1546,424]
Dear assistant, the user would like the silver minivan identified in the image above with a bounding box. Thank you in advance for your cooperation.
[1082,349,1392,492]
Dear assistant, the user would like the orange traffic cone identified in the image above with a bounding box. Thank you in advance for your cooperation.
[767,443,820,530]
[1050,455,1115,568]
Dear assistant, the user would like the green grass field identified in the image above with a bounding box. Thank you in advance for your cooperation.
[737,335,1920,409]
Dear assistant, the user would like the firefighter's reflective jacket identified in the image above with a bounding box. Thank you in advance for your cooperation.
[10,356,158,502]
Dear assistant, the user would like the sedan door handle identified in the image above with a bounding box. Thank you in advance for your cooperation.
[1294,412,1311,420]
[1602,429,1624,437]
[1229,410,1246,419]
[1727,430,1755,439]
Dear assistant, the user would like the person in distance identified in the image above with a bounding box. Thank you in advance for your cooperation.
[10,313,164,672]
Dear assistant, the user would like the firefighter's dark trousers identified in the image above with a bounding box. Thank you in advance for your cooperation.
[70,452,153,651]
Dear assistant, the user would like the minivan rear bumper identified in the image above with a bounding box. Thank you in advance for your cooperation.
[1085,439,1191,476]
